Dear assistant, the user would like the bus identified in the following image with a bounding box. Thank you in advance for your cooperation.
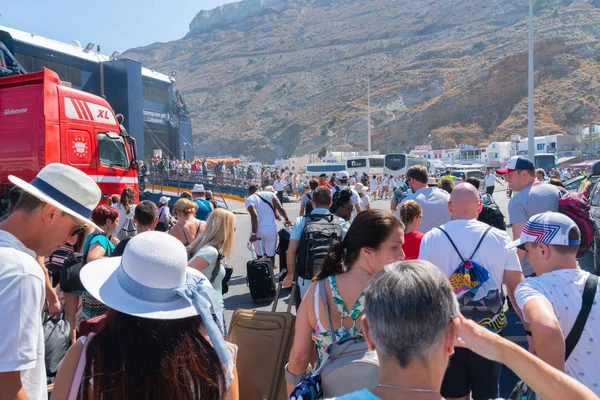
[346,155,385,176]
[535,153,558,171]
[305,162,346,177]
[383,153,429,177]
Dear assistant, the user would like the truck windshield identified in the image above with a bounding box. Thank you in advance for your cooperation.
[97,133,129,169]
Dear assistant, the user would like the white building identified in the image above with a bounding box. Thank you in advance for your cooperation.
[486,142,511,166]
[518,134,580,158]
[409,148,459,164]
[456,145,487,164]
[274,154,315,172]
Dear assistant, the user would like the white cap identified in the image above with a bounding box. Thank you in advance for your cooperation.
[159,196,171,204]
[338,171,350,180]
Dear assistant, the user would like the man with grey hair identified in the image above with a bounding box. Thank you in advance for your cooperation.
[419,183,524,400]
[334,260,599,400]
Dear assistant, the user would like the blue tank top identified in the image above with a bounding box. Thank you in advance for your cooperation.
[195,198,212,221]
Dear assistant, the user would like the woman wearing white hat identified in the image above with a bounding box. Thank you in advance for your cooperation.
[52,232,239,399]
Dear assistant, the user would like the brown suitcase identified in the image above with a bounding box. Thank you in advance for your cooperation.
[229,283,296,400]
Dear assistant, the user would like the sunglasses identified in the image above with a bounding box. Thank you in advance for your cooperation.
[69,214,88,237]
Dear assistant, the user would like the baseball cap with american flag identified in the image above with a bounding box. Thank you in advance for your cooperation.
[506,212,580,250]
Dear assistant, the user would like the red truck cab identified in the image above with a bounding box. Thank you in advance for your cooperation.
[0,68,139,210]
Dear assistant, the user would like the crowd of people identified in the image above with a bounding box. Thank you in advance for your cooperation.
[0,156,599,400]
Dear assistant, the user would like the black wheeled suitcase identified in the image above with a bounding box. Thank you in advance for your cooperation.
[276,228,291,282]
[247,238,277,302]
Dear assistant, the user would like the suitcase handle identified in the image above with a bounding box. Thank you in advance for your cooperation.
[271,282,296,313]
[248,238,267,260]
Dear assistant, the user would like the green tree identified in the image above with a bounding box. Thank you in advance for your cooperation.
[318,147,327,158]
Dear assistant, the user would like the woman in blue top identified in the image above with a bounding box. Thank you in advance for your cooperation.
[81,204,119,320]
[187,208,235,303]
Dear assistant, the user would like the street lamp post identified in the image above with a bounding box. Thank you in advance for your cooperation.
[367,74,372,155]
[527,0,535,162]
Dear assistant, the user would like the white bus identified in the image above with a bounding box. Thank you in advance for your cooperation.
[305,162,346,177]
[383,153,429,177]
[346,155,385,176]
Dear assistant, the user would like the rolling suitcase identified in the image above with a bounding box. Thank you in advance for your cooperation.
[276,228,291,282]
[229,283,297,400]
[247,238,277,302]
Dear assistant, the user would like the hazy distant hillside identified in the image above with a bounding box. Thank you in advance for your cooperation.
[124,0,600,161]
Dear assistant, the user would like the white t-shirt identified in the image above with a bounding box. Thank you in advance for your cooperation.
[157,205,171,224]
[114,202,136,234]
[382,177,389,187]
[369,178,378,192]
[515,269,600,395]
[360,193,371,209]
[484,174,497,187]
[419,220,522,289]
[245,191,278,227]
[0,230,46,400]
[273,180,286,191]
[561,170,572,180]
[331,185,361,206]
[351,193,371,221]
[349,176,356,186]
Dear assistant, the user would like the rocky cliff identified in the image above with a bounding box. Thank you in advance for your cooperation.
[124,0,600,162]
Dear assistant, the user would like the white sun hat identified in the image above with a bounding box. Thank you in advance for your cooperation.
[9,163,102,230]
[80,231,232,366]
[192,183,205,192]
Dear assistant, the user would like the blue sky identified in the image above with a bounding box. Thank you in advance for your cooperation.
[1,0,232,53]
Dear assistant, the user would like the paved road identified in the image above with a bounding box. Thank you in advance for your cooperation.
[221,184,594,323]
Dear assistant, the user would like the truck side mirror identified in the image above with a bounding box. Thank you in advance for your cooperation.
[130,159,139,171]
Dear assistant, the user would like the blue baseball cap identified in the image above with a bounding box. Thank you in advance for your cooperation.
[496,156,535,175]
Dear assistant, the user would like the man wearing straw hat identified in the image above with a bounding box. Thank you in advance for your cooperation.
[0,164,101,399]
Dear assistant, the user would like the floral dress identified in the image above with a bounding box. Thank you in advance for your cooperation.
[311,276,365,369]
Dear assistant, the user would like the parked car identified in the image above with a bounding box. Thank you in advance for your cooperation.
[582,162,600,274]
[451,170,486,193]
[563,175,586,192]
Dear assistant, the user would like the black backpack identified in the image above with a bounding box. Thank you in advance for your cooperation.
[59,232,104,293]
[304,193,314,215]
[296,214,343,280]
[478,203,506,231]
[329,187,352,213]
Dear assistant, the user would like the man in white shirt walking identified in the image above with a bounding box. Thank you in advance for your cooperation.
[419,183,524,400]
[246,184,290,265]
[484,168,503,196]
[511,212,600,395]
[0,164,101,400]
[273,175,286,204]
